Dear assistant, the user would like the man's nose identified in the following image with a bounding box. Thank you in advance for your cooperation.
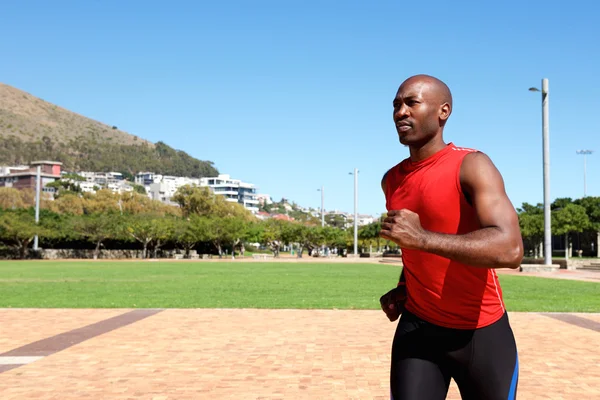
[394,104,409,119]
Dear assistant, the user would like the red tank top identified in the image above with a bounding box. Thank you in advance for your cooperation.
[385,143,506,329]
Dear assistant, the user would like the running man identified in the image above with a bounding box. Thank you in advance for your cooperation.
[379,74,523,400]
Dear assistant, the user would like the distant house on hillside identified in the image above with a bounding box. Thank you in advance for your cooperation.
[256,194,273,206]
[256,211,271,220]
[0,161,62,197]
[271,213,294,222]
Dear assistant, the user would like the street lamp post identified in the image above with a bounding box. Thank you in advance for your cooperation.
[33,165,41,251]
[348,169,359,256]
[317,186,324,227]
[529,79,552,266]
[576,150,593,197]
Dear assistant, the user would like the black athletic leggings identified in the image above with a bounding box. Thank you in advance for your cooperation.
[390,311,519,400]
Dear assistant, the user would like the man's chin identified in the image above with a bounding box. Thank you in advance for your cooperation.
[398,136,412,146]
[399,133,428,147]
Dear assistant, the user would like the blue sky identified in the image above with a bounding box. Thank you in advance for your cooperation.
[1,0,599,217]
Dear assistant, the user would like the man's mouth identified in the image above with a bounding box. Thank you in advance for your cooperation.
[395,121,412,132]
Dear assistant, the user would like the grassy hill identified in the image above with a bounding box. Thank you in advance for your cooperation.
[0,83,218,177]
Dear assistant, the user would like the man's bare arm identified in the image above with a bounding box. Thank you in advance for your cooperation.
[419,152,524,269]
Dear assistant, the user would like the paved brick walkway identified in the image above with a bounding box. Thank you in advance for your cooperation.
[0,309,598,399]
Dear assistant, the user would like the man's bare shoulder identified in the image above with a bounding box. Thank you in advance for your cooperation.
[460,150,507,193]
[461,151,500,173]
[381,160,405,193]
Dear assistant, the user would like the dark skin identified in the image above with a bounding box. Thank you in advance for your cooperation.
[378,75,524,321]
[380,74,524,269]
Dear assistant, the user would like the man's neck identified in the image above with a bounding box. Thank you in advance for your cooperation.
[409,136,447,162]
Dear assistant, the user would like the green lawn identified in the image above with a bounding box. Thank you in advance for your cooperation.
[0,261,598,312]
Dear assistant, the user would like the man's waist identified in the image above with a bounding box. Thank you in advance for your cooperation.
[405,295,505,330]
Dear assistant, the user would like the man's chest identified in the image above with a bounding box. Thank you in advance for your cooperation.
[387,168,461,232]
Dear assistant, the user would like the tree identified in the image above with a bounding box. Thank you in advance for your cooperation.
[39,210,80,245]
[280,222,306,257]
[359,220,383,252]
[172,185,255,221]
[173,215,211,257]
[574,196,600,257]
[220,217,250,258]
[151,216,175,258]
[118,191,178,216]
[0,210,46,259]
[552,203,589,260]
[259,219,285,257]
[200,216,248,258]
[517,203,544,258]
[302,225,326,257]
[62,173,86,182]
[551,197,573,211]
[243,220,265,255]
[131,184,147,195]
[323,226,346,255]
[73,213,123,259]
[172,185,216,217]
[0,188,51,209]
[124,213,166,259]
[46,180,82,198]
[119,171,135,181]
[325,213,349,229]
[82,189,121,214]
[0,187,26,209]
[49,193,85,215]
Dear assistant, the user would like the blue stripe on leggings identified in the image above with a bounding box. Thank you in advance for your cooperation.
[508,353,519,400]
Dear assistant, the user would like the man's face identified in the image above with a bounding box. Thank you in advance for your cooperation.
[392,80,442,146]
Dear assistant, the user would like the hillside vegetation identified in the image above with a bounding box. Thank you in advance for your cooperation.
[0,83,218,177]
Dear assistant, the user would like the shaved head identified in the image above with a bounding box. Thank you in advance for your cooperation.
[398,74,453,111]
[392,75,453,147]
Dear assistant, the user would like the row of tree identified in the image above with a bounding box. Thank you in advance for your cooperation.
[517,196,600,258]
[1,185,599,260]
[0,186,383,259]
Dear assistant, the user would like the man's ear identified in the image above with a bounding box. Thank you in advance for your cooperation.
[440,103,451,123]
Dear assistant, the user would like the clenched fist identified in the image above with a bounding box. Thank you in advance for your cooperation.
[379,209,427,250]
[380,285,407,322]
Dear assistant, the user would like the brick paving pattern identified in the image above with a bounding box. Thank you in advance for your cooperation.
[0,309,598,399]
[0,309,126,354]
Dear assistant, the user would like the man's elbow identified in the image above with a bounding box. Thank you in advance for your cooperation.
[499,241,524,269]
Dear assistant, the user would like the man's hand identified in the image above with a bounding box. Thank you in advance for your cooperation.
[379,209,427,250]
[379,285,407,322]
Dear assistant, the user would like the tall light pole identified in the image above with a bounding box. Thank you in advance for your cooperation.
[529,79,551,265]
[576,150,593,197]
[317,186,324,227]
[348,168,359,256]
[33,165,41,251]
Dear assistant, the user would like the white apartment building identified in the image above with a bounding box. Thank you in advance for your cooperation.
[78,181,97,193]
[199,174,259,214]
[134,172,260,213]
[147,176,201,204]
[66,171,132,194]
[77,171,124,186]
[135,172,163,187]
[324,210,375,228]
[0,165,30,176]
[357,214,375,226]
